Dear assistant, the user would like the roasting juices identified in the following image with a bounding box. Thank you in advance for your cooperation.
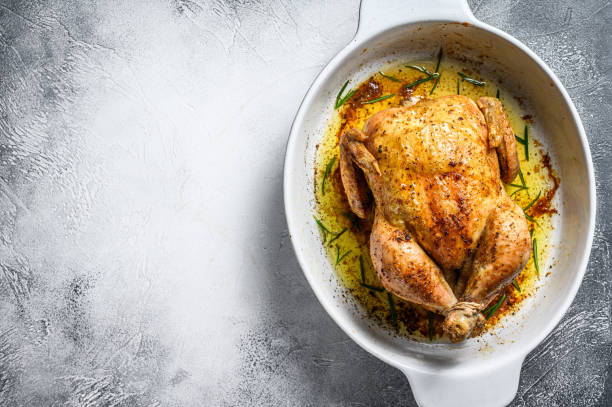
[314,56,558,341]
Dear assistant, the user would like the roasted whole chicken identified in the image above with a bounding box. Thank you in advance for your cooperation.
[340,95,531,342]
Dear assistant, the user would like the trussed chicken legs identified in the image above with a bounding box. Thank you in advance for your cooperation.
[339,95,531,342]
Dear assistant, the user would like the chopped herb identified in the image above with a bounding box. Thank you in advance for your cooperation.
[510,168,528,197]
[522,189,540,222]
[387,292,398,328]
[406,73,439,89]
[524,212,538,223]
[496,88,500,99]
[335,80,357,109]
[458,72,486,86]
[429,74,441,95]
[335,80,348,105]
[515,127,529,160]
[428,312,434,341]
[363,94,395,104]
[337,89,357,109]
[335,246,352,265]
[406,65,433,75]
[457,78,461,95]
[510,187,528,197]
[509,168,529,197]
[482,303,494,315]
[524,125,529,161]
[518,167,527,188]
[523,190,541,212]
[510,187,527,198]
[485,294,506,319]
[533,238,540,275]
[359,255,366,283]
[530,228,534,238]
[360,282,384,292]
[327,227,347,246]
[434,47,443,73]
[321,156,336,195]
[512,280,521,292]
[430,48,443,95]
[379,71,400,82]
[313,215,330,243]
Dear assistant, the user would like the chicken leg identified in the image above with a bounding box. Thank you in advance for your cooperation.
[370,208,457,312]
[445,196,531,342]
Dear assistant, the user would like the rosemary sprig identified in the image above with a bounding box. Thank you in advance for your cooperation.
[496,88,500,99]
[510,167,529,197]
[430,48,443,95]
[360,282,384,292]
[336,80,348,100]
[335,80,357,109]
[533,238,540,275]
[458,72,486,86]
[512,280,521,292]
[428,312,434,341]
[359,255,366,283]
[359,255,385,291]
[434,47,443,73]
[378,71,400,82]
[523,190,541,212]
[510,187,527,198]
[406,73,439,89]
[335,246,351,265]
[336,89,357,109]
[406,65,433,75]
[327,227,347,246]
[522,190,540,223]
[314,214,349,247]
[515,126,529,160]
[363,94,394,104]
[524,125,529,161]
[387,292,398,328]
[456,78,460,95]
[429,74,441,95]
[484,294,506,319]
[524,212,538,223]
[321,156,336,195]
[518,167,527,188]
[313,215,330,243]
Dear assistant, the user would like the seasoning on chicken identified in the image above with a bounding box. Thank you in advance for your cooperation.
[340,95,530,342]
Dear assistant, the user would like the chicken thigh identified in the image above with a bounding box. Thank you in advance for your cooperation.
[340,95,531,342]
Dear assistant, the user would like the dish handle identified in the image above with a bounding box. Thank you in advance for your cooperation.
[401,355,524,407]
[356,0,476,40]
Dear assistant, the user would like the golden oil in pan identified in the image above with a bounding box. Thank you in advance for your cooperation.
[314,57,559,341]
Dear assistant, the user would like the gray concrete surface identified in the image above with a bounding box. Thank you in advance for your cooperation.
[0,0,609,405]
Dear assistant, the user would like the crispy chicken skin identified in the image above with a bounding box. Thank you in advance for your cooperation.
[340,95,531,342]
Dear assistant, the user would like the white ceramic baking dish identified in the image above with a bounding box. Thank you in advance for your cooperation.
[283,1,596,406]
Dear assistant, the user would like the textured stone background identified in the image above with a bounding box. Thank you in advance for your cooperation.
[0,0,609,406]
